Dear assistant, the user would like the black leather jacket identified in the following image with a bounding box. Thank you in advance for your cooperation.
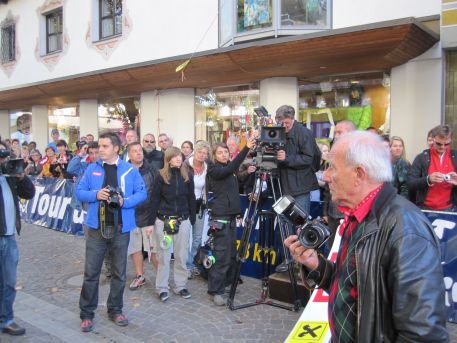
[307,184,448,342]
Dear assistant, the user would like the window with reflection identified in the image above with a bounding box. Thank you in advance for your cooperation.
[98,97,140,144]
[46,9,63,53]
[237,0,273,33]
[281,0,328,27]
[48,106,80,150]
[195,85,260,146]
[100,0,122,39]
[10,110,32,144]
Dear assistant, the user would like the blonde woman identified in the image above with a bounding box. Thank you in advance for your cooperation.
[390,136,410,198]
[148,147,196,302]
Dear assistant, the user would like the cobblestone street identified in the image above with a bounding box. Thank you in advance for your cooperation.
[1,224,302,343]
[1,223,456,343]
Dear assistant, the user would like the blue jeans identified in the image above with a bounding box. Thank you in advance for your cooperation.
[79,227,130,320]
[0,235,19,328]
[187,210,207,269]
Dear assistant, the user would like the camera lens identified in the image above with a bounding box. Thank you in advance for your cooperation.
[268,130,278,138]
[304,230,318,245]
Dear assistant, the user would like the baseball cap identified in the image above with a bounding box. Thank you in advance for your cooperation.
[51,128,59,135]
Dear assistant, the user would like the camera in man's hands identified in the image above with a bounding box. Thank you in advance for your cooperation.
[444,173,452,182]
[105,186,122,210]
[0,149,25,176]
[273,194,331,249]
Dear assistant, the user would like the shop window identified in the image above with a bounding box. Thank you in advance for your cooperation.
[10,110,32,144]
[45,8,63,54]
[1,24,15,63]
[299,73,390,143]
[99,0,122,39]
[98,97,140,144]
[48,106,80,150]
[195,85,260,146]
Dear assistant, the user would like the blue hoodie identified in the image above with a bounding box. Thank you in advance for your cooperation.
[76,158,147,232]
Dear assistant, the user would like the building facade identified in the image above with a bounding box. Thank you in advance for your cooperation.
[0,0,450,161]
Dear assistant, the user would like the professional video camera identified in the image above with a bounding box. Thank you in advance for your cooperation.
[0,149,25,176]
[105,185,122,210]
[252,106,286,170]
[272,194,331,249]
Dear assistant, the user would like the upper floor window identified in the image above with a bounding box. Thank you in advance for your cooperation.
[1,24,15,63]
[99,0,122,39]
[46,9,63,53]
[220,0,331,46]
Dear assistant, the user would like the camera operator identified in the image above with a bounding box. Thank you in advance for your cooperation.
[0,141,35,336]
[206,135,256,306]
[284,132,448,343]
[76,133,146,332]
[275,105,320,215]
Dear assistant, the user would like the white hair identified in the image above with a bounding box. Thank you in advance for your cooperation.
[337,131,392,183]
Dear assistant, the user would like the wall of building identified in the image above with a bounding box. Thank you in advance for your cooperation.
[0,0,218,89]
[333,0,440,29]
[390,43,443,162]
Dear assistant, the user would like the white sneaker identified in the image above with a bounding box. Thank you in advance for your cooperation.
[213,294,226,306]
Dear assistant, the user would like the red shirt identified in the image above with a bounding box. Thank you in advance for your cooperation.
[425,148,455,210]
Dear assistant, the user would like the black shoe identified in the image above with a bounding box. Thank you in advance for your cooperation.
[159,292,169,302]
[178,289,191,299]
[2,322,26,336]
[275,261,289,273]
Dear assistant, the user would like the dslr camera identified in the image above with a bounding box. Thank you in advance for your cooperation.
[105,186,122,210]
[0,149,25,177]
[273,194,331,249]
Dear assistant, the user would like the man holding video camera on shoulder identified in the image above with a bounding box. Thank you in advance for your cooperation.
[76,133,146,332]
[285,131,448,343]
[0,141,35,336]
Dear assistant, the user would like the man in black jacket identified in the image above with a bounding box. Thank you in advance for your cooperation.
[0,141,35,336]
[142,133,164,170]
[275,105,319,216]
[126,142,157,290]
[408,124,457,211]
[285,131,448,343]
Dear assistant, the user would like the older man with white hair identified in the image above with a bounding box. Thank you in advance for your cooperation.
[285,131,448,343]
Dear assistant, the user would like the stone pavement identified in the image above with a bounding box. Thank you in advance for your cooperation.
[1,223,301,343]
[1,223,457,343]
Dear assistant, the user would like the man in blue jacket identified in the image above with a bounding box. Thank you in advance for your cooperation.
[76,133,146,332]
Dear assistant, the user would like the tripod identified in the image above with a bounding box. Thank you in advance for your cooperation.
[227,168,301,312]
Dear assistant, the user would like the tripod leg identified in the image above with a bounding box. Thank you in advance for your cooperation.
[227,173,264,309]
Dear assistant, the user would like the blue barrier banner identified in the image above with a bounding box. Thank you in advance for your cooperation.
[423,210,457,323]
[19,177,84,236]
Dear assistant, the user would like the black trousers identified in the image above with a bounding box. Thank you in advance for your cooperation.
[207,217,237,295]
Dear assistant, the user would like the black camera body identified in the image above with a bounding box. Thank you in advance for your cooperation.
[105,186,122,210]
[0,149,25,176]
[272,194,331,249]
[254,126,286,170]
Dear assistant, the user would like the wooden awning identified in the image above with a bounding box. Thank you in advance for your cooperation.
[0,17,438,110]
